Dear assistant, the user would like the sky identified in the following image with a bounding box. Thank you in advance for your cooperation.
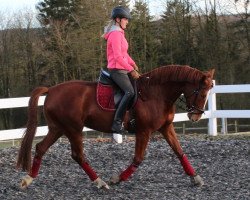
[0,0,40,13]
[0,0,248,17]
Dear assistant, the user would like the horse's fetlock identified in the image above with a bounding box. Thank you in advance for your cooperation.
[20,175,33,189]
[109,174,121,185]
[93,177,110,189]
[190,174,204,187]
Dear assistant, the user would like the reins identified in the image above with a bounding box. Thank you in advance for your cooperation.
[178,83,213,115]
[178,94,205,115]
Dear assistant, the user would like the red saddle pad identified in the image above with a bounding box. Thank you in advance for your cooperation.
[96,83,115,111]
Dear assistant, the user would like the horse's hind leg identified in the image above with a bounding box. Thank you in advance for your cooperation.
[20,129,62,188]
[159,123,204,186]
[67,131,109,189]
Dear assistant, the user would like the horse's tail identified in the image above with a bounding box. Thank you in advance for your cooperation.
[16,87,49,172]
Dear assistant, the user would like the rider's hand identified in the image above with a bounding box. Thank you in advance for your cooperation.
[133,64,139,72]
[130,70,140,80]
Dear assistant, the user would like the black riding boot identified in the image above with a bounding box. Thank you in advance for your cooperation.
[111,92,133,134]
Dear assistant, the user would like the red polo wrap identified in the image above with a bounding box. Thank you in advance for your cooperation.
[81,162,98,181]
[29,157,42,178]
[120,164,138,181]
[180,154,195,176]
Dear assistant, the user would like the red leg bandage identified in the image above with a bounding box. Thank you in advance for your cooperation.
[81,162,98,181]
[120,164,138,181]
[29,157,42,178]
[180,154,196,176]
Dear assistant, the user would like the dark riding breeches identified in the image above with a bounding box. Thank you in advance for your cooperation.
[110,70,135,98]
[109,69,135,126]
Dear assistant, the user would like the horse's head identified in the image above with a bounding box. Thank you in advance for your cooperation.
[183,69,215,122]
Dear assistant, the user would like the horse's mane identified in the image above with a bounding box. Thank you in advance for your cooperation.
[142,65,205,84]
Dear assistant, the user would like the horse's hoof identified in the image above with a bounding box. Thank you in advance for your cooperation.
[109,174,121,185]
[190,175,204,187]
[93,177,110,190]
[20,175,33,189]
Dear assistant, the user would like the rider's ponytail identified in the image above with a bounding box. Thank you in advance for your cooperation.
[101,20,115,38]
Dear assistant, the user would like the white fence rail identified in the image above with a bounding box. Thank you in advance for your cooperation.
[0,83,250,140]
[207,82,250,135]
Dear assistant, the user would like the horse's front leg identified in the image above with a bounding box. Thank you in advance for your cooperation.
[159,123,204,186]
[110,132,150,184]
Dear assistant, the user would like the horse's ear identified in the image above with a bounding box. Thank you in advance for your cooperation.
[208,68,215,78]
[202,68,215,85]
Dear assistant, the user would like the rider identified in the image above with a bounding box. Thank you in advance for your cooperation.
[103,6,140,134]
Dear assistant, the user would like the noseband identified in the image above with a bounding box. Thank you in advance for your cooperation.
[185,89,205,115]
[179,83,213,115]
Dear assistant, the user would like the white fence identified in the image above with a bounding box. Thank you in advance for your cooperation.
[0,82,250,140]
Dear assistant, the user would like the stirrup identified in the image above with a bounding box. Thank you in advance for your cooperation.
[112,127,128,135]
[111,122,128,134]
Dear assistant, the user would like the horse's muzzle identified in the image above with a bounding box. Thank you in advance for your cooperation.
[187,112,202,122]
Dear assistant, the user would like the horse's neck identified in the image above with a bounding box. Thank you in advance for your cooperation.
[141,82,183,105]
[162,83,184,104]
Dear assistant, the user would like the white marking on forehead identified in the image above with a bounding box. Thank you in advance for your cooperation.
[203,90,210,109]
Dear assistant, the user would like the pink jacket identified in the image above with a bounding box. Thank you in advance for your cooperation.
[104,26,135,72]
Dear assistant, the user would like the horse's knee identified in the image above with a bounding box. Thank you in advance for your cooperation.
[71,151,83,164]
[35,143,46,158]
[133,158,143,166]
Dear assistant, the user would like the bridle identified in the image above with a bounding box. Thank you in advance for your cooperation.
[139,75,213,115]
[186,88,205,114]
[179,83,213,115]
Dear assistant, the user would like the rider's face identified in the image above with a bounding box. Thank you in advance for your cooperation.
[116,18,129,29]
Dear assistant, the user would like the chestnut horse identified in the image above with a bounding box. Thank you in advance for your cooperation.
[17,65,214,189]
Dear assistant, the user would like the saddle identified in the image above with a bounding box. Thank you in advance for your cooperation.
[96,68,137,111]
[97,69,139,133]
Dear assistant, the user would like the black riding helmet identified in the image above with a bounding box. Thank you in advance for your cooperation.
[111,6,131,20]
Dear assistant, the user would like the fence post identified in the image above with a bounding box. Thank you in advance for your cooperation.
[208,80,218,136]
[221,118,228,134]
[234,120,238,133]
